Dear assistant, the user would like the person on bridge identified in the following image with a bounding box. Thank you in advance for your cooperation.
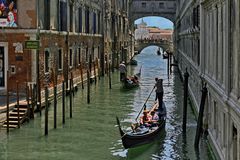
[119,61,127,81]
[154,77,164,110]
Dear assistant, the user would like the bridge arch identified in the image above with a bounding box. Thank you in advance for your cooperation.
[136,43,169,54]
[135,39,173,54]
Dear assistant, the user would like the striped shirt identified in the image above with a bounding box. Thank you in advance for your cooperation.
[119,63,127,73]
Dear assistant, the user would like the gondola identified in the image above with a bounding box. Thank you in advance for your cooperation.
[121,66,142,89]
[116,102,166,149]
[121,75,140,89]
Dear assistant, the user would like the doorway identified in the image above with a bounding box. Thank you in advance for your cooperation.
[0,46,5,87]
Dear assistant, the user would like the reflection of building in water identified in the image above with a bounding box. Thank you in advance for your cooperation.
[135,18,173,41]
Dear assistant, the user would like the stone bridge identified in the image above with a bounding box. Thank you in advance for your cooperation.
[129,0,177,23]
[134,39,173,53]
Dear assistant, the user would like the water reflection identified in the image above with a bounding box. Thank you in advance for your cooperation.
[112,46,212,160]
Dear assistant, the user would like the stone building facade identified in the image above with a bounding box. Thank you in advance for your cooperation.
[175,0,240,159]
[0,0,131,95]
[106,0,132,69]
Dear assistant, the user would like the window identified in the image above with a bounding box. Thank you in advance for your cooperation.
[44,0,50,30]
[45,50,50,73]
[69,48,73,68]
[142,2,146,8]
[85,8,90,33]
[70,4,73,32]
[159,3,164,9]
[58,49,63,70]
[193,6,200,28]
[93,12,97,34]
[78,7,82,33]
[60,1,67,31]
[98,12,101,34]
[78,48,81,65]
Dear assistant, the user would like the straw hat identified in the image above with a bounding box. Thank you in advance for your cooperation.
[143,109,149,113]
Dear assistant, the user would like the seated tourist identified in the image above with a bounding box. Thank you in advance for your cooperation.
[131,75,139,83]
[150,110,159,127]
[140,110,152,127]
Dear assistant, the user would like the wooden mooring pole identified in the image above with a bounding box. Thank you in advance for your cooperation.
[94,61,97,84]
[87,70,90,104]
[70,73,73,118]
[30,85,34,119]
[167,54,170,77]
[6,71,9,133]
[53,84,57,129]
[62,81,65,124]
[96,58,100,80]
[45,87,49,135]
[170,54,173,74]
[70,72,74,96]
[80,64,84,89]
[16,81,20,128]
[26,84,30,121]
[182,68,189,133]
[108,62,112,89]
[194,84,208,148]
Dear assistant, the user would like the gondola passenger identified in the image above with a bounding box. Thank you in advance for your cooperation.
[140,110,152,127]
[150,110,159,127]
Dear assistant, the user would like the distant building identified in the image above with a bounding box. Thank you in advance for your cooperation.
[134,19,149,40]
[135,19,172,41]
[147,27,173,41]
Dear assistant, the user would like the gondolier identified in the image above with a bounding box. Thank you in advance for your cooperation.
[154,77,164,110]
[119,61,127,81]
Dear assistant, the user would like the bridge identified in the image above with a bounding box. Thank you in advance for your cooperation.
[134,39,173,54]
[129,0,177,23]
[129,0,176,54]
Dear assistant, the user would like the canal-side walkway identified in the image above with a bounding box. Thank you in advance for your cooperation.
[0,95,24,122]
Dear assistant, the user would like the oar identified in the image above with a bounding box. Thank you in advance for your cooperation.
[135,86,155,121]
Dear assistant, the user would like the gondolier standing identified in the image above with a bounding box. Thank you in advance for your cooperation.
[154,77,164,110]
[119,61,127,81]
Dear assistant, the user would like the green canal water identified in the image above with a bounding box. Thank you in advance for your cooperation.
[0,46,214,160]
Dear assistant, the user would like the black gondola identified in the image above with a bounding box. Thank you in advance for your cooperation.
[116,102,166,149]
[121,75,140,89]
[121,66,142,89]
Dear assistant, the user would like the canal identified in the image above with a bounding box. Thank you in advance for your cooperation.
[0,46,214,160]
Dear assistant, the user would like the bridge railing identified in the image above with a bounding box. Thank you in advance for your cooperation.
[135,39,172,44]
